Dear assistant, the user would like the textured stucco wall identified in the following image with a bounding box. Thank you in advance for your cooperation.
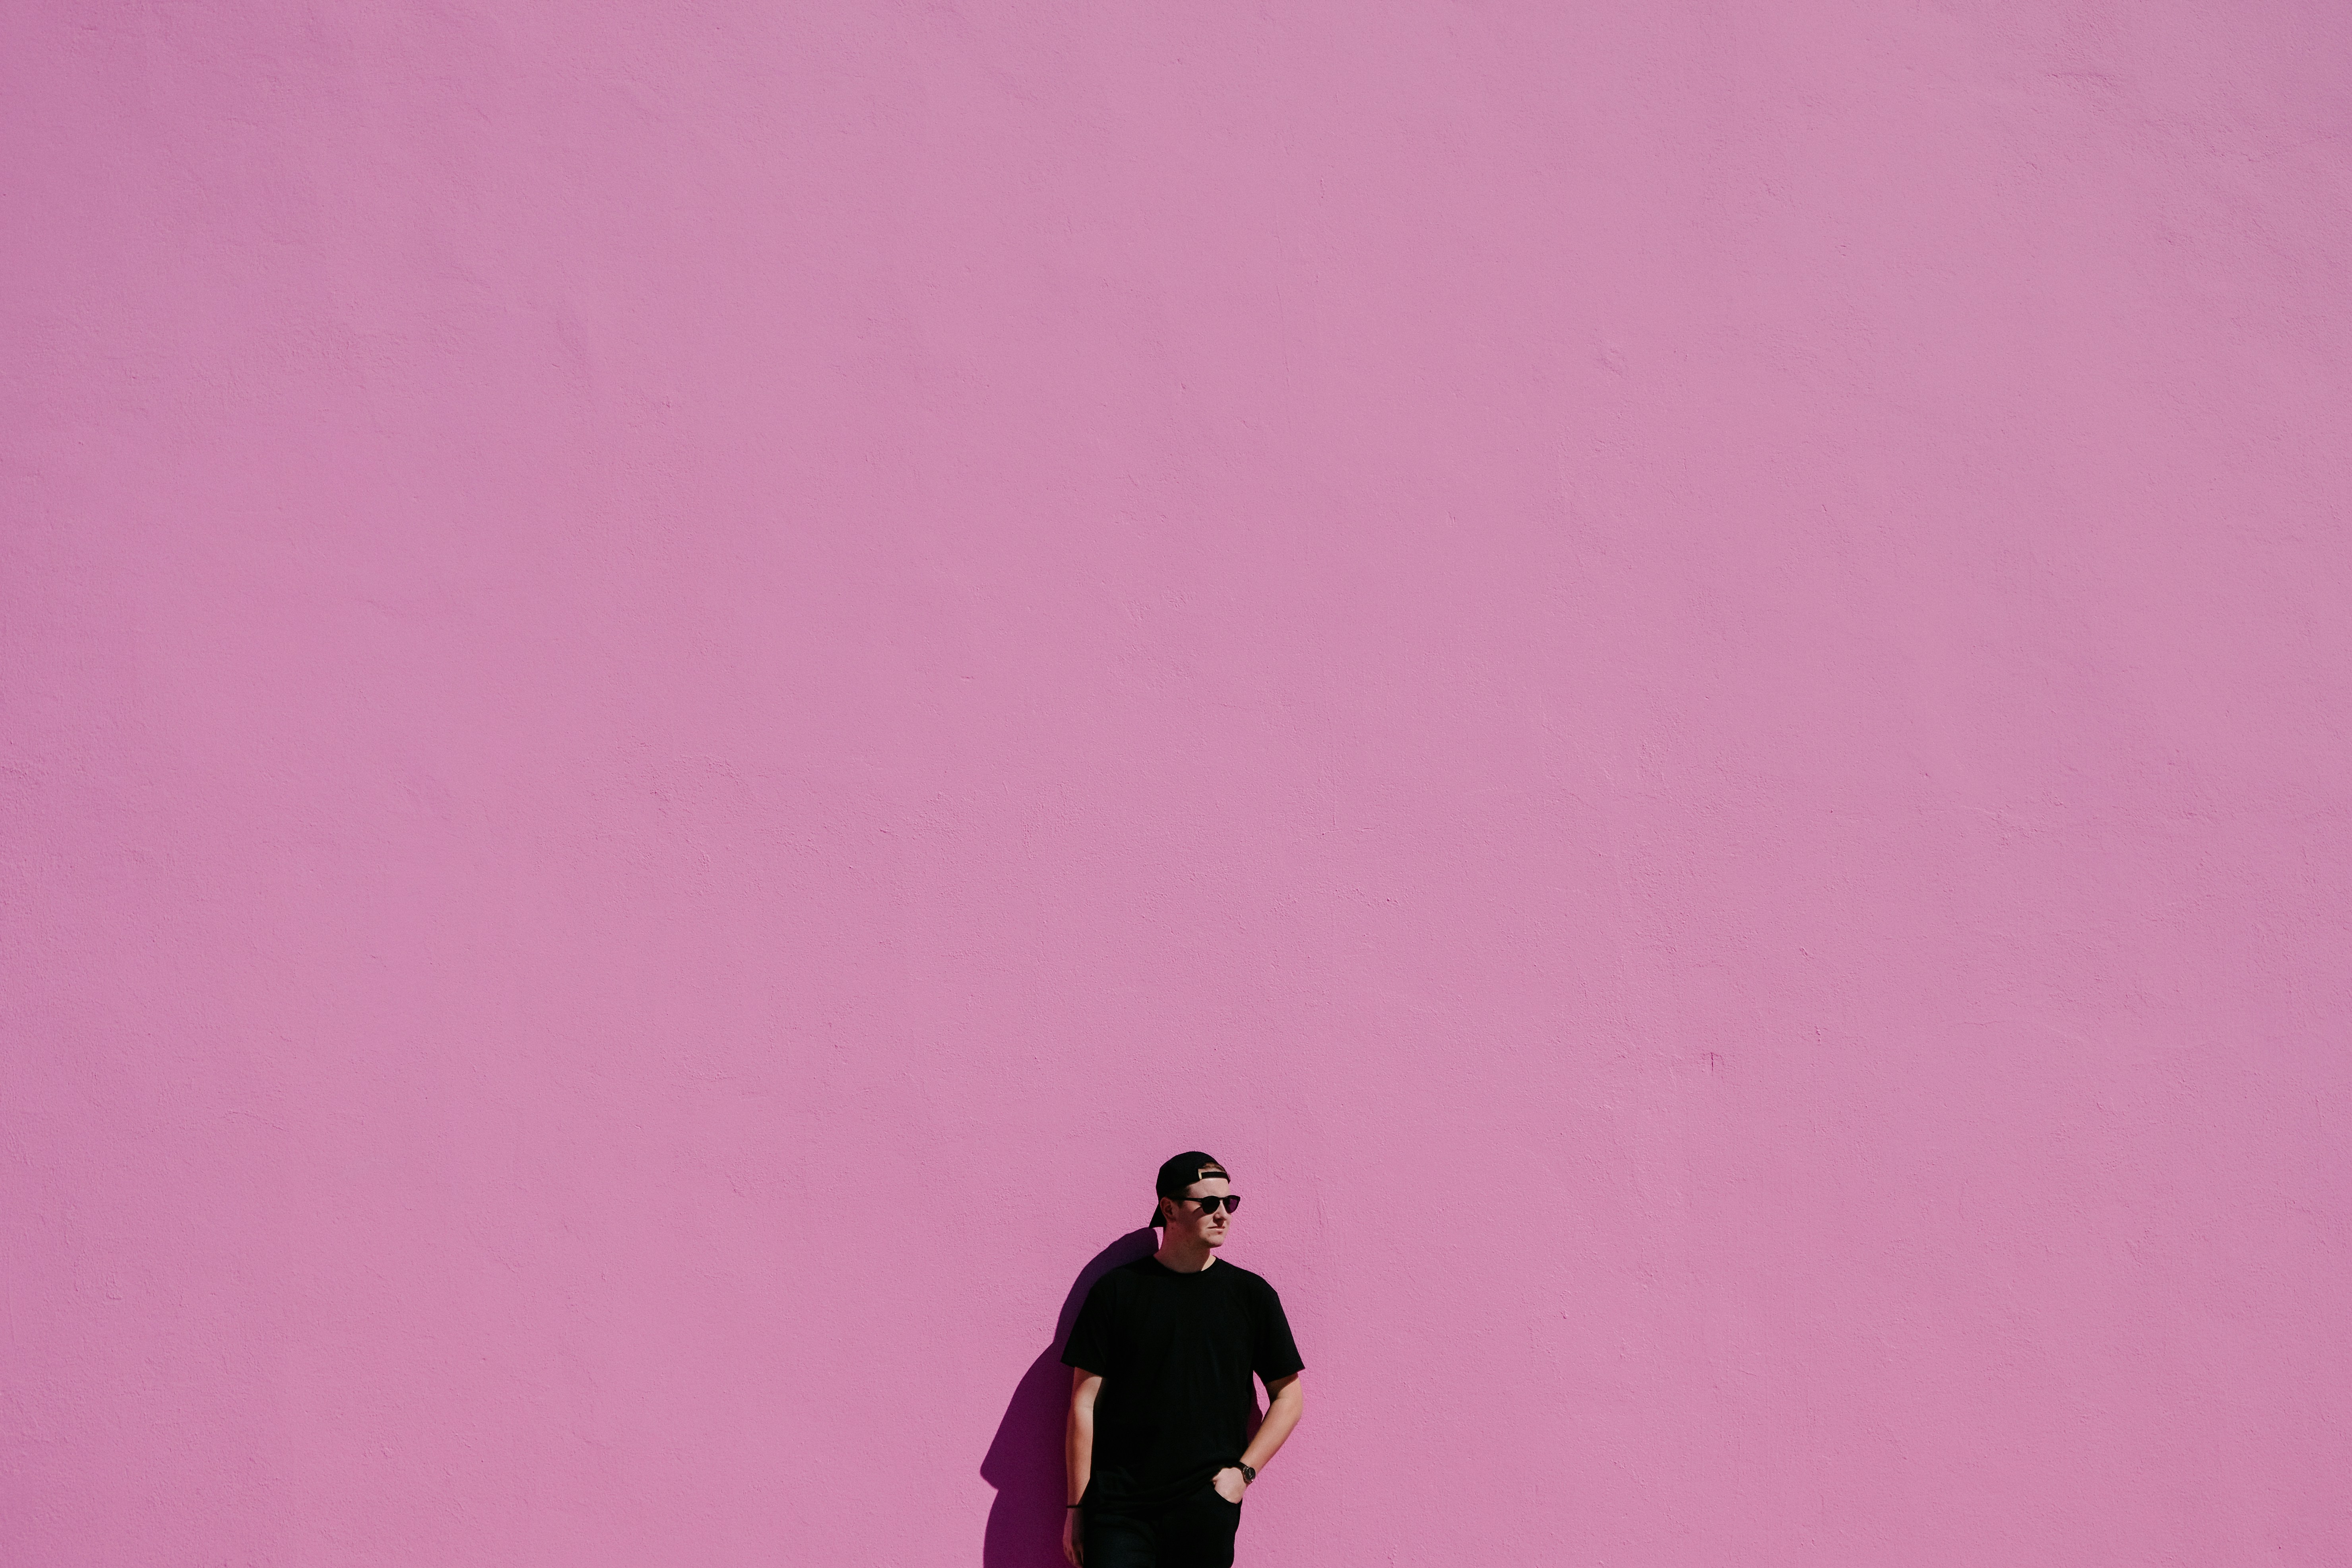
[6,3,2349,1564]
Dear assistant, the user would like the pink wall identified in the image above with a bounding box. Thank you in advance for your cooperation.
[6,3,2349,1564]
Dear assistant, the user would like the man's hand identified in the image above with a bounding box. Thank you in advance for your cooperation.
[1212,1467,1249,1504]
[1062,1507,1082,1566]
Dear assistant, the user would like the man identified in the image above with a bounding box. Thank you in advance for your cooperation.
[1061,1152,1305,1568]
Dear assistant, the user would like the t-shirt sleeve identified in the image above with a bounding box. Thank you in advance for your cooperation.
[1250,1279,1305,1382]
[1061,1277,1116,1375]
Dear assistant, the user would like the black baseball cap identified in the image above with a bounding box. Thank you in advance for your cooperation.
[1149,1151,1229,1227]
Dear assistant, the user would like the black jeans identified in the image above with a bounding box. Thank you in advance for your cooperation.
[1081,1483,1243,1568]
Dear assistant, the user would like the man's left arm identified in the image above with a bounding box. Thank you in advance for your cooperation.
[1214,1373,1302,1502]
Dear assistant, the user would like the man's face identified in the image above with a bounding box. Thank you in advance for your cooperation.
[1164,1175,1235,1248]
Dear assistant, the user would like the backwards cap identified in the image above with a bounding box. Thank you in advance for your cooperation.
[1150,1151,1229,1228]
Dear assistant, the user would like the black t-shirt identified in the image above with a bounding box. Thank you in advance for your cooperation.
[1061,1255,1304,1510]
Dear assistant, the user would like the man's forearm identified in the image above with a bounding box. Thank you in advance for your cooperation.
[1239,1384,1303,1473]
[1065,1405,1094,1504]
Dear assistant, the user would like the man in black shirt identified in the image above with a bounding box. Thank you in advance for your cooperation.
[1061,1152,1305,1568]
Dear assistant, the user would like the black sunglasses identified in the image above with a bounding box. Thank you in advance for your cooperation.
[1175,1194,1241,1215]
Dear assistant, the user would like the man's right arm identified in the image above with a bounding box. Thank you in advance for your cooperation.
[1064,1367,1102,1567]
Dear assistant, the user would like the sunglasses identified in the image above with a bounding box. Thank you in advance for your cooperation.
[1175,1194,1242,1215]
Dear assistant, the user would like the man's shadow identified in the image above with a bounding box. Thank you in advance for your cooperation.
[980,1228,1159,1566]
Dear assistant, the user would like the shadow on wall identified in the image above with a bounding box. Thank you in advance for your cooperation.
[979,1228,1159,1567]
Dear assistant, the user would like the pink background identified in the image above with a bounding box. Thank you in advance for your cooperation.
[6,2,2350,1564]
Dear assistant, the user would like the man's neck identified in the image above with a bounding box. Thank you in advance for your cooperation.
[1154,1236,1219,1273]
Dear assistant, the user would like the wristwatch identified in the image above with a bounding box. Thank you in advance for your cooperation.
[1235,1462,1256,1485]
